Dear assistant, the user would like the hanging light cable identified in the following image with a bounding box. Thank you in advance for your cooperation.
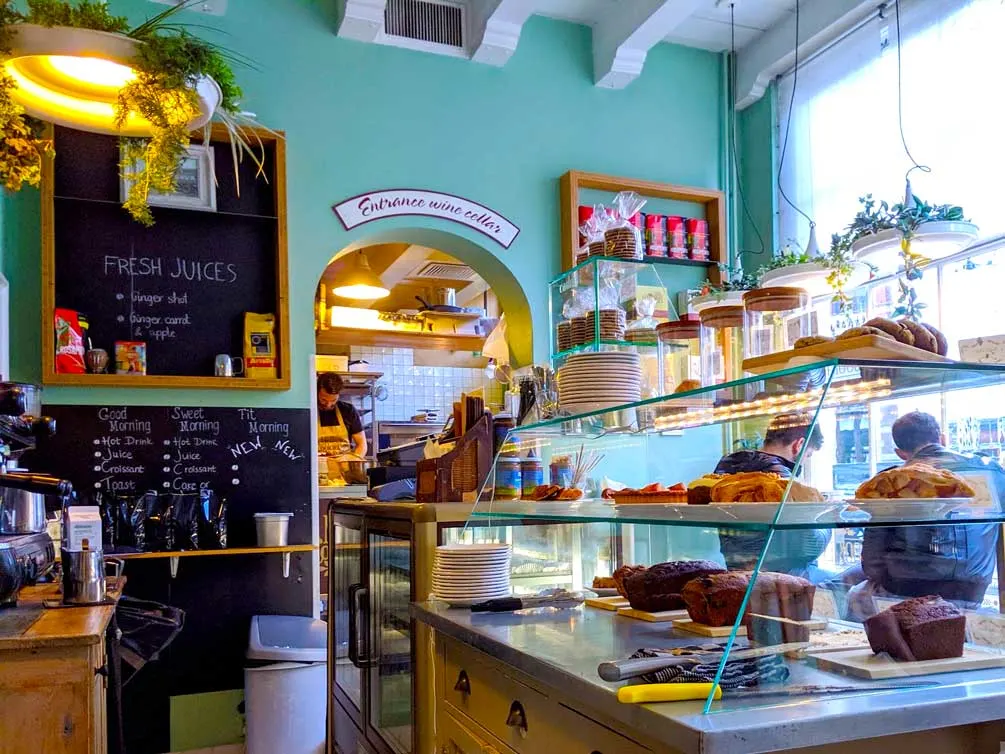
[776,0,820,258]
[894,0,930,205]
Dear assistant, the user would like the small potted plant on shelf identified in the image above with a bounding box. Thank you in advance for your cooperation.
[689,262,758,314]
[0,0,271,226]
[756,238,866,308]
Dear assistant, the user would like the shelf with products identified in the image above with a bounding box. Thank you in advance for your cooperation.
[456,357,1005,715]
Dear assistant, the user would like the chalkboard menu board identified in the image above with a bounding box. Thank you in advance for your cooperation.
[42,125,290,387]
[27,404,312,546]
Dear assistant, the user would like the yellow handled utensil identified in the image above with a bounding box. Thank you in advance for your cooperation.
[617,683,723,704]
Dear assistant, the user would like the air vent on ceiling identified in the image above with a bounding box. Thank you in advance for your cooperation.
[409,261,477,282]
[384,0,465,49]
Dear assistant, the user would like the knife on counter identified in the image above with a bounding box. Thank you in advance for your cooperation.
[598,642,809,682]
[617,681,936,704]
[471,593,585,612]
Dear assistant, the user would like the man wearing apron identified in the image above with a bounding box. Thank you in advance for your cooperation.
[317,373,367,457]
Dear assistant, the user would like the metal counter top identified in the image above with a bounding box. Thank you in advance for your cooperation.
[412,601,1005,754]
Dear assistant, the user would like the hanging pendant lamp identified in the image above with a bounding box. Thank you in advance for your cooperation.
[332,254,390,301]
[3,24,221,136]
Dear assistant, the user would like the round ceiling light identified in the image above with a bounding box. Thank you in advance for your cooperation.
[851,221,980,275]
[4,24,221,136]
[332,254,390,301]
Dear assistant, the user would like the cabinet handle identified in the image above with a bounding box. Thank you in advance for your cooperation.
[453,669,471,695]
[94,664,108,677]
[505,700,528,734]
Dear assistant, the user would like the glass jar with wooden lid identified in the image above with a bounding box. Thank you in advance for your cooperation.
[699,304,744,387]
[656,315,702,395]
[742,286,813,359]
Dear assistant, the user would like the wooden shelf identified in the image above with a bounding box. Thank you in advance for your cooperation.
[318,326,485,352]
[416,310,483,321]
[41,373,291,390]
[116,545,314,560]
[559,170,725,283]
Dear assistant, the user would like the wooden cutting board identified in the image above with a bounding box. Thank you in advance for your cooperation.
[585,596,630,611]
[672,618,747,637]
[742,334,951,375]
[813,646,1005,679]
[616,607,687,622]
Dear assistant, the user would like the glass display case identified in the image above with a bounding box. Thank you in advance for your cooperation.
[464,359,1005,713]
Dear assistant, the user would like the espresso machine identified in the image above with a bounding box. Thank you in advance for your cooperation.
[0,382,70,606]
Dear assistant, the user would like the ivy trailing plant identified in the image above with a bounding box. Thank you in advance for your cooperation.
[754,239,860,310]
[0,0,267,225]
[696,262,759,300]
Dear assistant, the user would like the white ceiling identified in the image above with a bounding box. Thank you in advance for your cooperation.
[538,0,798,53]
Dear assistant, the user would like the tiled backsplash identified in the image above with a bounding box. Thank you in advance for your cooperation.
[349,347,500,422]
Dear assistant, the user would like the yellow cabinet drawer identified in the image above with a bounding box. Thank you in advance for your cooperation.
[443,640,549,753]
[438,710,518,754]
[539,701,651,754]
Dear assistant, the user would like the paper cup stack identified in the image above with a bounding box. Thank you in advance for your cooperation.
[433,544,511,606]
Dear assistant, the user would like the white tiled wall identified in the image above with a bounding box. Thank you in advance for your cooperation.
[349,347,498,421]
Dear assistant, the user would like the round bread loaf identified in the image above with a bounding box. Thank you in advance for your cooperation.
[865,317,914,346]
[898,319,938,353]
[921,323,949,356]
[837,326,894,341]
[793,335,834,348]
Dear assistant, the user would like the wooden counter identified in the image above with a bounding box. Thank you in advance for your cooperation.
[0,579,123,754]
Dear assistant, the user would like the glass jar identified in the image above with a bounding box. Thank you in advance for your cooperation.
[656,316,702,395]
[742,286,813,358]
[495,457,522,500]
[700,304,744,387]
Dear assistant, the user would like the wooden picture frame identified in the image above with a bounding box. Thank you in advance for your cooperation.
[559,169,725,283]
[120,143,217,213]
[41,123,291,390]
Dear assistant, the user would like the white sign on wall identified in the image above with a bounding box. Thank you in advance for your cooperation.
[332,189,520,248]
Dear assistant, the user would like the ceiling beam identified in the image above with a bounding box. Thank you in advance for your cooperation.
[469,0,535,66]
[338,0,387,43]
[593,0,706,89]
[735,0,878,110]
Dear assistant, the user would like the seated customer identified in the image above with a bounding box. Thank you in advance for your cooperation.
[715,415,832,581]
[847,411,1002,620]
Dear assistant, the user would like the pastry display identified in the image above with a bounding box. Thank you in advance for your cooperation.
[591,575,618,590]
[622,560,725,612]
[854,463,975,499]
[793,335,835,348]
[612,564,646,598]
[687,474,724,505]
[786,480,825,502]
[681,571,815,628]
[863,596,965,661]
[836,325,894,341]
[608,483,687,504]
[898,319,937,353]
[865,317,915,345]
[710,472,788,503]
[921,322,949,356]
[674,379,702,393]
[526,484,585,501]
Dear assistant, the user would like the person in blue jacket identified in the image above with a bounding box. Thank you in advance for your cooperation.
[846,411,1002,620]
[715,414,832,581]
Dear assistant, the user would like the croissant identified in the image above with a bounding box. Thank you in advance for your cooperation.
[855,463,975,500]
[710,472,788,503]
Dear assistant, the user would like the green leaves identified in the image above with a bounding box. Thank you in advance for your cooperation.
[23,0,128,32]
[891,278,927,321]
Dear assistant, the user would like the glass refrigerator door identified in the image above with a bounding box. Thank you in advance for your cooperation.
[330,514,364,716]
[367,526,413,754]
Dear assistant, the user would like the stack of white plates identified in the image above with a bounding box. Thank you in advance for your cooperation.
[557,352,642,411]
[432,544,512,607]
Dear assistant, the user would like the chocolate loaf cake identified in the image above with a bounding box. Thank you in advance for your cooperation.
[681,571,815,628]
[623,560,725,613]
[864,596,966,662]
[612,564,646,598]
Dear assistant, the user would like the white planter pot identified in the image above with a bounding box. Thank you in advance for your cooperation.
[758,261,870,299]
[7,24,221,136]
[688,290,746,314]
[851,221,979,275]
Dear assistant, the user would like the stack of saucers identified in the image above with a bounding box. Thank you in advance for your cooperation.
[432,544,512,607]
[557,351,642,411]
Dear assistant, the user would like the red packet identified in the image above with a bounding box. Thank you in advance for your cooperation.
[667,216,688,259]
[54,308,86,373]
[687,218,710,260]
[645,214,667,257]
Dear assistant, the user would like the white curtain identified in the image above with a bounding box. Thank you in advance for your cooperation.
[777,0,1005,247]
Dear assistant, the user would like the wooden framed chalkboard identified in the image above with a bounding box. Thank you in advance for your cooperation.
[40,124,291,389]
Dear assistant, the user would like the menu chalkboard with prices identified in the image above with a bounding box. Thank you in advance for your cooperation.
[28,404,312,547]
[41,125,290,389]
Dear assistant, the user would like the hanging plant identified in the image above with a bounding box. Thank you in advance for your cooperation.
[754,239,862,309]
[698,262,759,297]
[0,0,269,225]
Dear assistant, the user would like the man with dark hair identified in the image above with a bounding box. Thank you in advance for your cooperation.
[847,411,1002,618]
[317,372,367,458]
[715,414,831,580]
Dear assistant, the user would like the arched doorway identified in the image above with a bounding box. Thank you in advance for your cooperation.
[315,227,533,366]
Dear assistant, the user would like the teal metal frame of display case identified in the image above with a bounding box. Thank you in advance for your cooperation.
[465,358,1005,713]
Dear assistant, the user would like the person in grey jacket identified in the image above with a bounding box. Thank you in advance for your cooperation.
[846,411,1001,619]
[715,415,832,582]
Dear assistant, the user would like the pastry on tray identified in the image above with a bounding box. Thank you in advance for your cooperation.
[610,482,687,504]
[793,335,835,348]
[865,317,915,345]
[681,571,815,628]
[710,472,787,503]
[687,474,724,505]
[863,596,965,661]
[854,463,975,499]
[526,484,584,501]
[592,575,618,590]
[921,323,949,356]
[898,319,938,353]
[836,325,894,341]
[622,560,725,613]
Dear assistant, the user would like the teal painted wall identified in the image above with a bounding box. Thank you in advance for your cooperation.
[737,83,777,270]
[4,2,726,408]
